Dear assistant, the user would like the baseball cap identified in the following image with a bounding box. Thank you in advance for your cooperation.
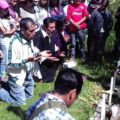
[0,0,9,9]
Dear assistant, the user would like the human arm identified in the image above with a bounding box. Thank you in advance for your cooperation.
[75,5,89,29]
[63,34,70,43]
[75,16,88,27]
[67,5,76,26]
[0,24,17,36]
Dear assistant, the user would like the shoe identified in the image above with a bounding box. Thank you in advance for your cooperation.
[63,60,77,68]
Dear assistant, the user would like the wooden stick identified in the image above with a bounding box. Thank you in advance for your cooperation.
[101,94,106,120]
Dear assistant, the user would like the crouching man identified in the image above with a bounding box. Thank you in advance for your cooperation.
[0,18,54,106]
[26,68,83,120]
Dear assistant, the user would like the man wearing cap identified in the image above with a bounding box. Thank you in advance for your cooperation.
[0,18,54,106]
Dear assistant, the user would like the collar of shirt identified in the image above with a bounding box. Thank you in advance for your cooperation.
[18,32,32,45]
[47,93,65,103]
[41,26,49,38]
[22,38,31,45]
[41,27,52,43]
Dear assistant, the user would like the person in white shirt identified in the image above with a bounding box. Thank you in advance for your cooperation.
[19,0,39,25]
[0,18,53,106]
[34,0,49,27]
[0,0,17,81]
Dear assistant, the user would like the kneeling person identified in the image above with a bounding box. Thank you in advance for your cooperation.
[0,18,52,106]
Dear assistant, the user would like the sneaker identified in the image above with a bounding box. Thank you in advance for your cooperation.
[63,60,77,68]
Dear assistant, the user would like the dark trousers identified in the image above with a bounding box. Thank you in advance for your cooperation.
[88,31,109,60]
[40,60,57,83]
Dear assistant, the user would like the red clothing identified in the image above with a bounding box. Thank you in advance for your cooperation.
[67,3,88,32]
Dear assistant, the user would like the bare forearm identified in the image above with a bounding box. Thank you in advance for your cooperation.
[76,16,88,25]
[69,19,76,25]
[4,27,17,35]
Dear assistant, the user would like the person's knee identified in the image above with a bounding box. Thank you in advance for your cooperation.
[14,97,26,106]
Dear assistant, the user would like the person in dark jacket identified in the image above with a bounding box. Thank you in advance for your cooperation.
[88,0,113,61]
[114,7,120,60]
[34,17,65,82]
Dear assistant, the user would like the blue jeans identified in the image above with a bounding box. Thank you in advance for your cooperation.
[0,44,6,79]
[70,29,86,59]
[0,73,34,106]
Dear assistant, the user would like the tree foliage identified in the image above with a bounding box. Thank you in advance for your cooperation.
[109,0,120,13]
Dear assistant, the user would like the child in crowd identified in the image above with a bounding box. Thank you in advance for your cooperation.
[0,0,17,81]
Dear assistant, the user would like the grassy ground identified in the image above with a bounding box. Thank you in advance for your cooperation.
[0,22,117,120]
[0,79,102,120]
[0,57,116,120]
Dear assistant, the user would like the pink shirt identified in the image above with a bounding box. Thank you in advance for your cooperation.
[67,3,88,32]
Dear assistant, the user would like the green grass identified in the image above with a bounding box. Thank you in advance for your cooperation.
[0,13,118,119]
[0,57,115,120]
[0,83,53,120]
[0,80,103,120]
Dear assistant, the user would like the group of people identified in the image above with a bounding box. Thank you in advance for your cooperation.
[0,0,119,119]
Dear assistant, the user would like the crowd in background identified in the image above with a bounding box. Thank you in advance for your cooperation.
[0,0,119,107]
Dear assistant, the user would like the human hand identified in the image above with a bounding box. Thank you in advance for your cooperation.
[64,35,70,43]
[58,51,65,57]
[74,23,80,29]
[34,56,41,61]
[47,56,59,62]
[40,50,52,57]
[27,56,35,62]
